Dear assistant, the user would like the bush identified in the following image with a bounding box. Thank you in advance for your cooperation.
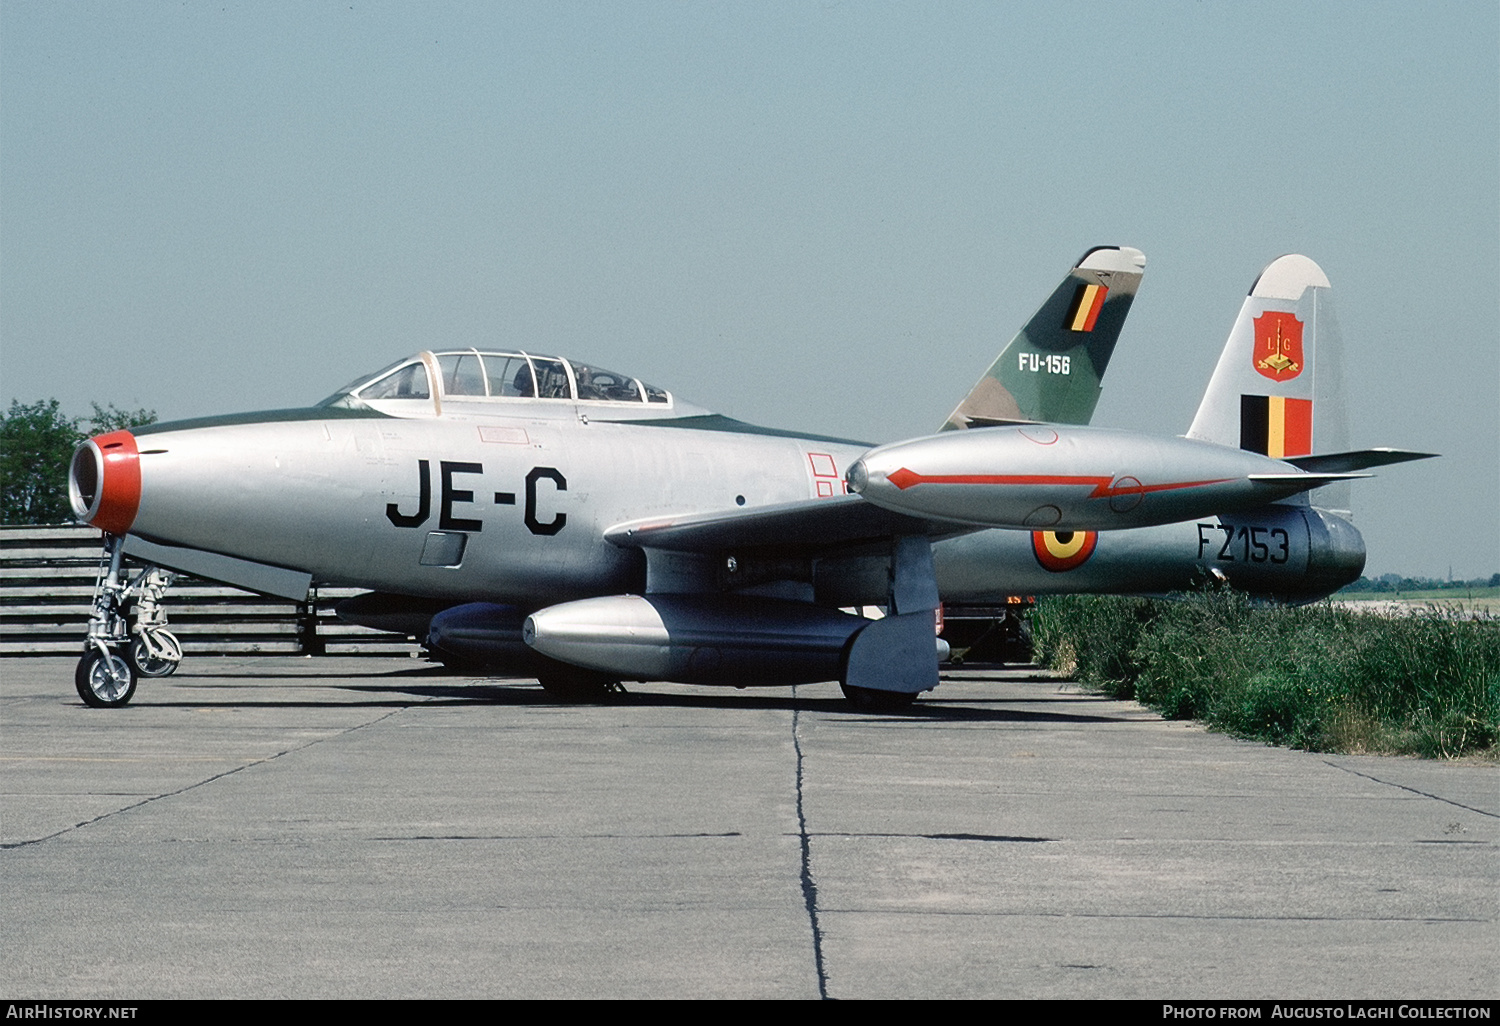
[1032,592,1500,758]
[1030,594,1156,698]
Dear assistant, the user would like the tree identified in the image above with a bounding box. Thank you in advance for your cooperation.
[85,401,157,437]
[0,400,156,525]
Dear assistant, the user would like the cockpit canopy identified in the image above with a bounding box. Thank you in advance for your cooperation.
[326,350,673,409]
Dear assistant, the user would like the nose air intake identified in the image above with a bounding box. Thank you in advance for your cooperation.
[69,431,141,535]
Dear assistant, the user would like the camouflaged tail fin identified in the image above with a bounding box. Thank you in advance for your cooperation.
[941,246,1146,430]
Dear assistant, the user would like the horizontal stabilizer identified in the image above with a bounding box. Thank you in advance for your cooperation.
[1284,448,1439,474]
[1246,472,1371,490]
[962,417,1042,429]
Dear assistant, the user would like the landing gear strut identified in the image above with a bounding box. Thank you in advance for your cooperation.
[840,683,918,712]
[537,663,626,702]
[76,534,181,707]
[126,566,182,677]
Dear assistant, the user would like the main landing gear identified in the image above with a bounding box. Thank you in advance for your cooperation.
[76,534,181,708]
[839,683,918,712]
[536,663,627,702]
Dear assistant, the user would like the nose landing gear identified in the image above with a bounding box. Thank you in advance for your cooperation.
[76,646,136,708]
[76,534,181,707]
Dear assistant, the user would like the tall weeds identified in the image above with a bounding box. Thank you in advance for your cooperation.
[1031,593,1500,758]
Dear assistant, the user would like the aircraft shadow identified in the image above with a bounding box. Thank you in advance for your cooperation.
[168,665,459,681]
[140,666,1134,723]
[321,680,1132,723]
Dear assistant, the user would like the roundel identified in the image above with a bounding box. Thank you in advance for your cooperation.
[1032,529,1097,572]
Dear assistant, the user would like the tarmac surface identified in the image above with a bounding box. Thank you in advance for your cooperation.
[2,655,1495,1000]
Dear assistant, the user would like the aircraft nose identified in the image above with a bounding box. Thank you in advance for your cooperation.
[69,430,141,535]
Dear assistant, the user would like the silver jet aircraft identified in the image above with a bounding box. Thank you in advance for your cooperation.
[67,248,1428,709]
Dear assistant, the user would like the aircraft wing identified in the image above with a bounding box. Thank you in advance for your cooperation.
[604,494,955,554]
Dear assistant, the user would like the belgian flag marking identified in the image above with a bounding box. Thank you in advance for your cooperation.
[1032,530,1098,572]
[1066,283,1108,332]
[1240,395,1312,458]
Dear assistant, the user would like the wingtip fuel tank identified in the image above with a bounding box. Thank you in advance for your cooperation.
[847,425,1365,531]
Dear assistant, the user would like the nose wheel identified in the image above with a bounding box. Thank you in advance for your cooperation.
[130,630,182,677]
[77,534,180,707]
[76,647,138,708]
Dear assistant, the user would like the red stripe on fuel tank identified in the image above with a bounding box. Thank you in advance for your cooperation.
[92,431,141,535]
[886,468,1234,498]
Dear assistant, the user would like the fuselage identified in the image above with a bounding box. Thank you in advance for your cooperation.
[124,400,873,606]
[90,405,1363,611]
[70,347,1366,619]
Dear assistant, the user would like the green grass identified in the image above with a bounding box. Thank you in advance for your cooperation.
[1031,592,1500,759]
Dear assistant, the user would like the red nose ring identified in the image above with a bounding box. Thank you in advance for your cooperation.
[77,431,141,535]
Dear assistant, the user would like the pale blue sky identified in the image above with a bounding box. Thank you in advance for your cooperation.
[3,1,1495,577]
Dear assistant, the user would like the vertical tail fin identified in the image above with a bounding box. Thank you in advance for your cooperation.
[942,245,1146,430]
[1188,254,1351,512]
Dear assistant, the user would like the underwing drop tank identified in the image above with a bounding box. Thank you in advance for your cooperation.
[524,594,870,686]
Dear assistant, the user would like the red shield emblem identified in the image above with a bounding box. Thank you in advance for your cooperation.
[1252,311,1304,381]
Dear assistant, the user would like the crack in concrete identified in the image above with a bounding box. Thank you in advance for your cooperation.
[1,705,413,850]
[808,831,1051,842]
[791,695,831,1000]
[816,908,1490,923]
[1323,760,1498,818]
[368,832,744,841]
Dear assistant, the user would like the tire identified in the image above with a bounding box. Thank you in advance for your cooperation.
[130,631,182,678]
[76,648,138,708]
[537,665,624,702]
[840,683,918,712]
